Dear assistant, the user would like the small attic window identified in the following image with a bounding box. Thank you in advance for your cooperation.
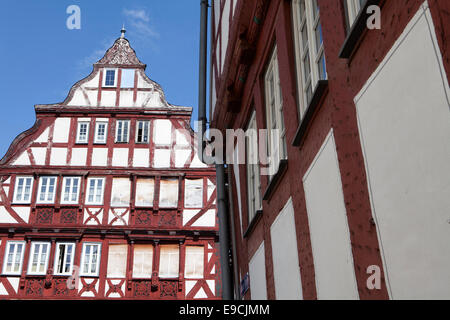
[121,69,135,88]
[104,68,117,87]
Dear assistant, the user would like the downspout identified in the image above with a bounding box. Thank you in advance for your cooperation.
[198,0,233,300]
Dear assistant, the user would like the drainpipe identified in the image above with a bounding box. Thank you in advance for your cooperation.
[198,0,233,300]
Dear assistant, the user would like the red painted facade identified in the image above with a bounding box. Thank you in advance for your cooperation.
[211,0,450,299]
[0,35,221,299]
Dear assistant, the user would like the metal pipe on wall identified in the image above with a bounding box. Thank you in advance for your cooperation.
[198,0,233,300]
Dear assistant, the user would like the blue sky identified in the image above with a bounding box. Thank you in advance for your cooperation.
[0,0,208,159]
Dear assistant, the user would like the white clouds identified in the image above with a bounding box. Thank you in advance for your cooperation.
[122,8,159,44]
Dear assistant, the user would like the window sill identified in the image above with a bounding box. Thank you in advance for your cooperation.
[292,80,329,147]
[339,0,383,59]
[243,209,263,239]
[75,142,88,145]
[262,159,288,201]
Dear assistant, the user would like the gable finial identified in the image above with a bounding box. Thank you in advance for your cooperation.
[120,24,126,39]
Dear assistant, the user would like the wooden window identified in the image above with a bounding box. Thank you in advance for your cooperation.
[159,244,179,278]
[76,121,90,144]
[94,121,108,144]
[27,242,50,275]
[61,177,81,204]
[135,178,155,207]
[133,244,153,278]
[107,244,128,278]
[2,241,26,275]
[103,68,117,87]
[80,243,101,276]
[85,177,105,205]
[54,242,75,275]
[246,111,262,222]
[264,48,287,177]
[110,178,131,207]
[292,0,328,116]
[159,178,179,208]
[115,120,130,143]
[13,176,33,204]
[36,176,58,204]
[184,246,204,279]
[184,178,203,208]
[135,120,150,144]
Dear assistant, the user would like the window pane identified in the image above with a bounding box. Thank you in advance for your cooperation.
[133,245,153,278]
[107,244,128,277]
[184,179,203,208]
[159,179,179,208]
[185,246,204,278]
[111,178,131,206]
[135,178,155,207]
[121,69,135,88]
[105,70,116,86]
[159,245,179,278]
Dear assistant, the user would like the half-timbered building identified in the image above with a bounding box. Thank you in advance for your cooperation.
[210,0,450,299]
[0,29,221,300]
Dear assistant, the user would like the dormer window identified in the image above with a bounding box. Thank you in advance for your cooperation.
[103,68,117,87]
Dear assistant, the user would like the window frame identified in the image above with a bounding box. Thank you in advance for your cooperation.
[292,0,328,118]
[264,47,287,178]
[53,242,76,276]
[135,120,150,144]
[27,241,51,276]
[345,0,366,29]
[94,121,108,144]
[79,242,102,277]
[36,176,58,204]
[158,244,180,279]
[85,177,106,205]
[103,68,118,87]
[60,176,81,205]
[2,241,26,276]
[115,120,131,143]
[12,176,34,204]
[246,111,262,222]
[76,121,90,144]
[132,244,154,279]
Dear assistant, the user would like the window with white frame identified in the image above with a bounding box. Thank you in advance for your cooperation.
[80,243,101,276]
[110,177,131,207]
[264,48,287,177]
[103,68,117,87]
[76,121,90,144]
[133,245,153,278]
[85,177,105,205]
[246,111,262,222]
[184,246,204,279]
[61,177,81,204]
[107,244,128,278]
[292,0,328,117]
[115,120,130,143]
[159,245,179,278]
[13,176,33,204]
[135,178,155,207]
[94,121,108,144]
[159,178,179,208]
[2,241,26,275]
[36,176,58,204]
[27,242,50,275]
[345,0,366,28]
[54,242,75,275]
[135,120,150,143]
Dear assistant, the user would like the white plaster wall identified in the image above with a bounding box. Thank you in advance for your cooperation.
[91,148,108,166]
[133,149,150,167]
[303,131,359,300]
[68,90,86,106]
[137,72,152,89]
[153,120,172,145]
[31,148,47,165]
[153,149,171,168]
[0,207,17,223]
[71,148,87,166]
[119,91,134,107]
[249,242,268,300]
[11,207,30,223]
[101,91,116,107]
[270,198,303,300]
[112,148,129,167]
[12,152,30,166]
[50,148,67,166]
[35,128,49,143]
[191,209,216,227]
[53,118,71,143]
[355,3,450,299]
[175,149,191,168]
